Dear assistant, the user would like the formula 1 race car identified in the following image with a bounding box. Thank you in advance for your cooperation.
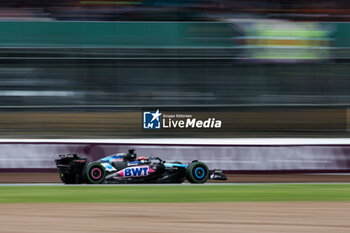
[55,149,226,184]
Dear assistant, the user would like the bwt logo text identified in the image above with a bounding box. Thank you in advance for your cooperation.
[143,109,162,129]
[117,166,155,177]
[124,167,148,177]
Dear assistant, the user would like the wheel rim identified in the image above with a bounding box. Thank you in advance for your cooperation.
[87,163,105,183]
[91,167,102,179]
[194,167,205,179]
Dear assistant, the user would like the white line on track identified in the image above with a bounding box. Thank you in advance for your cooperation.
[0,182,350,187]
[1,138,350,145]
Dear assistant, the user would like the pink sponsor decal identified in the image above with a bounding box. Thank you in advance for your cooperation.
[117,165,155,177]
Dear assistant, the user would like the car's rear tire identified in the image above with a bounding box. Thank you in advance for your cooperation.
[186,161,209,183]
[86,162,106,184]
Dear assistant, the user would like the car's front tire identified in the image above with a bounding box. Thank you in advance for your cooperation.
[186,161,209,183]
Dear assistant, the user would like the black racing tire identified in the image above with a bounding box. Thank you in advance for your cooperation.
[59,172,79,184]
[86,162,106,184]
[186,161,209,184]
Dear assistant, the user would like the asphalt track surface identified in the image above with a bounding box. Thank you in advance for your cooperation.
[3,202,350,233]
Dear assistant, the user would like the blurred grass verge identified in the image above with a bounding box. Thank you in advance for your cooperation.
[1,184,350,203]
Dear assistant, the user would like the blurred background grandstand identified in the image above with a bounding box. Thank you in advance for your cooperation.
[0,0,350,137]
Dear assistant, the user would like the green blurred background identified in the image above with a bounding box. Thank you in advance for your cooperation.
[1,1,350,138]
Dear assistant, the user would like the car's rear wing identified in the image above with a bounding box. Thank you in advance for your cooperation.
[55,154,87,174]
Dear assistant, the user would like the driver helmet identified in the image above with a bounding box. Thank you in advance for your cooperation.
[127,149,137,161]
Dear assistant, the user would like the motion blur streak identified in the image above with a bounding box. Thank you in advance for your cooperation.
[0,1,350,137]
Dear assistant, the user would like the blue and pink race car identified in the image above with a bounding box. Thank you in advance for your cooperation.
[55,149,226,184]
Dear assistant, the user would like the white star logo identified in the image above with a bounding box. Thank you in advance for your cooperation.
[151,109,162,122]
